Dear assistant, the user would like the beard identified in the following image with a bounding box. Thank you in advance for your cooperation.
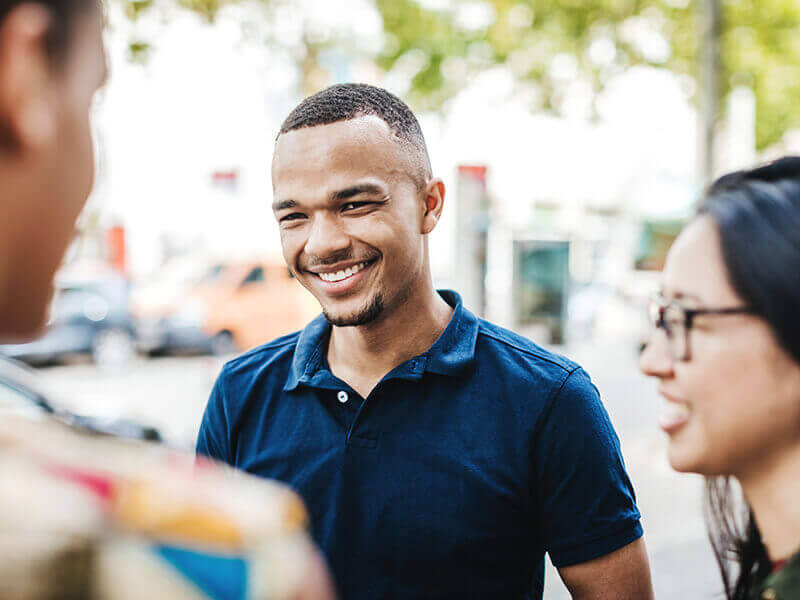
[323,292,385,327]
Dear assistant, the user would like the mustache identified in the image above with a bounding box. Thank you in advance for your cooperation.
[299,250,379,271]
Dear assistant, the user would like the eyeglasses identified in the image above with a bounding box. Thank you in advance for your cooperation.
[646,294,756,361]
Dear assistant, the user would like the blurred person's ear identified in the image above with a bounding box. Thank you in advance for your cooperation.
[0,3,57,153]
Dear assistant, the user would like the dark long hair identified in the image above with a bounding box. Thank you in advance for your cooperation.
[698,156,800,599]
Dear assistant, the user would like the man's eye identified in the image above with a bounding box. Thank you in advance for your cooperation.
[342,201,372,211]
[280,213,306,222]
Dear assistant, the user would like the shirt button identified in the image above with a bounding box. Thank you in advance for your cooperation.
[337,390,349,404]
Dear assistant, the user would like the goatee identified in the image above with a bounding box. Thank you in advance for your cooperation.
[323,293,384,327]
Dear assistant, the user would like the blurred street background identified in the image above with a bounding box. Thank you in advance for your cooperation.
[4,0,800,596]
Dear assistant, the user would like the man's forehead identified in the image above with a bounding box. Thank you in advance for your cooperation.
[273,116,414,177]
[277,114,394,147]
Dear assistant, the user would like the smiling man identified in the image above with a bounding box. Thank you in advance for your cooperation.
[197,83,653,599]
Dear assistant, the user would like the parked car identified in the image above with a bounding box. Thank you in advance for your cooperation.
[0,355,161,441]
[0,276,137,367]
[134,260,318,355]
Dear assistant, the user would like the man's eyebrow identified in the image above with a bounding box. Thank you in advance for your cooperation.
[330,184,386,202]
[272,199,298,211]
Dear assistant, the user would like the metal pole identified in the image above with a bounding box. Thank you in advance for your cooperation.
[698,0,722,188]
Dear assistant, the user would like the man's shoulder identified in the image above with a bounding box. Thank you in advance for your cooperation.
[475,318,580,378]
[471,319,604,439]
[218,330,301,382]
[199,331,303,461]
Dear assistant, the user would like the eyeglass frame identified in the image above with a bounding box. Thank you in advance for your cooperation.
[646,294,756,361]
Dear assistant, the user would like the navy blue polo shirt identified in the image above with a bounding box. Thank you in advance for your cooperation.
[197,290,642,599]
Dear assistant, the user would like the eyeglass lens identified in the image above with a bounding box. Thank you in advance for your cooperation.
[648,300,688,360]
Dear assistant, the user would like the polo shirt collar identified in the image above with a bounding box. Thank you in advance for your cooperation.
[424,290,480,376]
[283,289,479,392]
[284,313,329,391]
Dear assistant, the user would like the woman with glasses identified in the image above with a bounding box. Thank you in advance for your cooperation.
[640,156,800,600]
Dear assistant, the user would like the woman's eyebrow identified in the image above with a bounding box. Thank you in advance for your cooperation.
[667,289,704,304]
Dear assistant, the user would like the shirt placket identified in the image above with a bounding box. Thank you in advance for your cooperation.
[346,356,427,448]
[305,353,427,448]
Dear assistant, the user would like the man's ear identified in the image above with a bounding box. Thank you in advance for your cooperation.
[0,4,56,152]
[421,178,445,235]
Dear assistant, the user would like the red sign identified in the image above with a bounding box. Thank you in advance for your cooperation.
[457,165,487,182]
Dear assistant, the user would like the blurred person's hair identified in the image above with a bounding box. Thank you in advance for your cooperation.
[0,0,97,148]
[278,83,432,186]
[699,156,800,600]
[0,0,96,62]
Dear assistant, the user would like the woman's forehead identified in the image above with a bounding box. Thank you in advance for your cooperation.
[662,217,740,305]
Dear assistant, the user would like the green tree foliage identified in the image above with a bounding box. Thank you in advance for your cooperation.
[720,0,800,149]
[373,0,800,150]
[378,0,695,111]
[120,0,800,149]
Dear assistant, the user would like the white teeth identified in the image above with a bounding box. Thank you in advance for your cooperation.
[666,403,691,419]
[659,401,691,430]
[318,261,368,282]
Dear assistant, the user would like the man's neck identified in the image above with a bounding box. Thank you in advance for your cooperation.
[739,443,800,561]
[326,282,453,398]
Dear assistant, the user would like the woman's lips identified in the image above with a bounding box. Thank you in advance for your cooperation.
[659,399,691,433]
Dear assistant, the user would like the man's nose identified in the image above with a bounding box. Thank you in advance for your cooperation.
[639,329,675,379]
[304,213,351,261]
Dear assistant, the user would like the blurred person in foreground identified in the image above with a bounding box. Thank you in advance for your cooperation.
[640,157,800,600]
[0,0,105,338]
[0,1,335,597]
[198,83,654,599]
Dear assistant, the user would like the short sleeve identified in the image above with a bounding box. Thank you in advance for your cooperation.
[196,372,232,464]
[532,367,643,568]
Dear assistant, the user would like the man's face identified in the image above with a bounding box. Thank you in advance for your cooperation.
[272,116,433,327]
[0,4,107,338]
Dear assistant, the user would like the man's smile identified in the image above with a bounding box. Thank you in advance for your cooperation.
[314,260,371,282]
[306,258,378,296]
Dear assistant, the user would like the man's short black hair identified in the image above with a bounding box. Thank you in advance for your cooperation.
[279,83,432,184]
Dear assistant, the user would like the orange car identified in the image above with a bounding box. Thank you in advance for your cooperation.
[135,261,319,355]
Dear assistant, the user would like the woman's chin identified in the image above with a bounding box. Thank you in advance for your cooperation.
[666,439,706,474]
